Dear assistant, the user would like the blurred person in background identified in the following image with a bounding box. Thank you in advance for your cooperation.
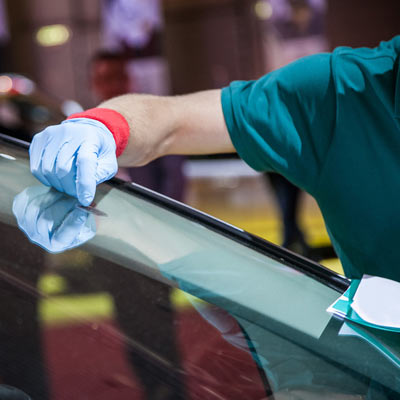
[101,0,169,95]
[266,0,327,71]
[263,0,333,259]
[90,50,186,202]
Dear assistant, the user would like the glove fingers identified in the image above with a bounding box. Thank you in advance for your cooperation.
[55,138,79,178]
[55,143,80,197]
[30,119,116,205]
[96,155,118,184]
[39,130,69,193]
[29,133,51,187]
[59,172,77,198]
[40,169,63,193]
[76,143,99,206]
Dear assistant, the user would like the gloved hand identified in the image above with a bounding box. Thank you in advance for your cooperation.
[29,118,118,206]
[13,186,96,253]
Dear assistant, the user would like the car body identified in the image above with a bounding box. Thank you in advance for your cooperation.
[0,133,400,400]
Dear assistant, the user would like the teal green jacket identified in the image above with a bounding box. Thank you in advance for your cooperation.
[221,36,400,281]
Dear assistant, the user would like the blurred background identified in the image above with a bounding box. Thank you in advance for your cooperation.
[1,0,399,273]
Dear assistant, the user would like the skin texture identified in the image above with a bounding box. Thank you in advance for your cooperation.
[99,89,235,167]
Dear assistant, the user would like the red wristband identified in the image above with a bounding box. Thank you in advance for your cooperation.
[67,108,130,157]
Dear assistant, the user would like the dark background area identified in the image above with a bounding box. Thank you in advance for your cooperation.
[3,0,400,107]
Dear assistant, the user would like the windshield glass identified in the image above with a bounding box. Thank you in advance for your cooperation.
[1,138,399,400]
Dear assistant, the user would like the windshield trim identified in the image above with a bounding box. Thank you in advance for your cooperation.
[0,132,349,293]
[0,132,30,149]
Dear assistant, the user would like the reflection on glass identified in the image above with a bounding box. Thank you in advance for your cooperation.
[12,186,96,253]
[2,143,400,399]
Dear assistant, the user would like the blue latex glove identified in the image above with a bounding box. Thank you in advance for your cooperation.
[12,186,96,254]
[29,118,118,206]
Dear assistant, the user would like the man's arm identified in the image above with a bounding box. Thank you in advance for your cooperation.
[100,89,235,167]
[29,88,234,205]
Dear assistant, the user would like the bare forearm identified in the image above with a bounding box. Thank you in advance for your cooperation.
[100,89,234,167]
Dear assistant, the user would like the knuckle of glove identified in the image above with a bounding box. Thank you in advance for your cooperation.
[55,163,71,178]
[41,162,55,177]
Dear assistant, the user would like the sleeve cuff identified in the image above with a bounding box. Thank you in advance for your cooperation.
[221,85,266,172]
[67,108,130,157]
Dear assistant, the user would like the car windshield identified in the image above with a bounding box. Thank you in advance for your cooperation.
[0,136,399,400]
